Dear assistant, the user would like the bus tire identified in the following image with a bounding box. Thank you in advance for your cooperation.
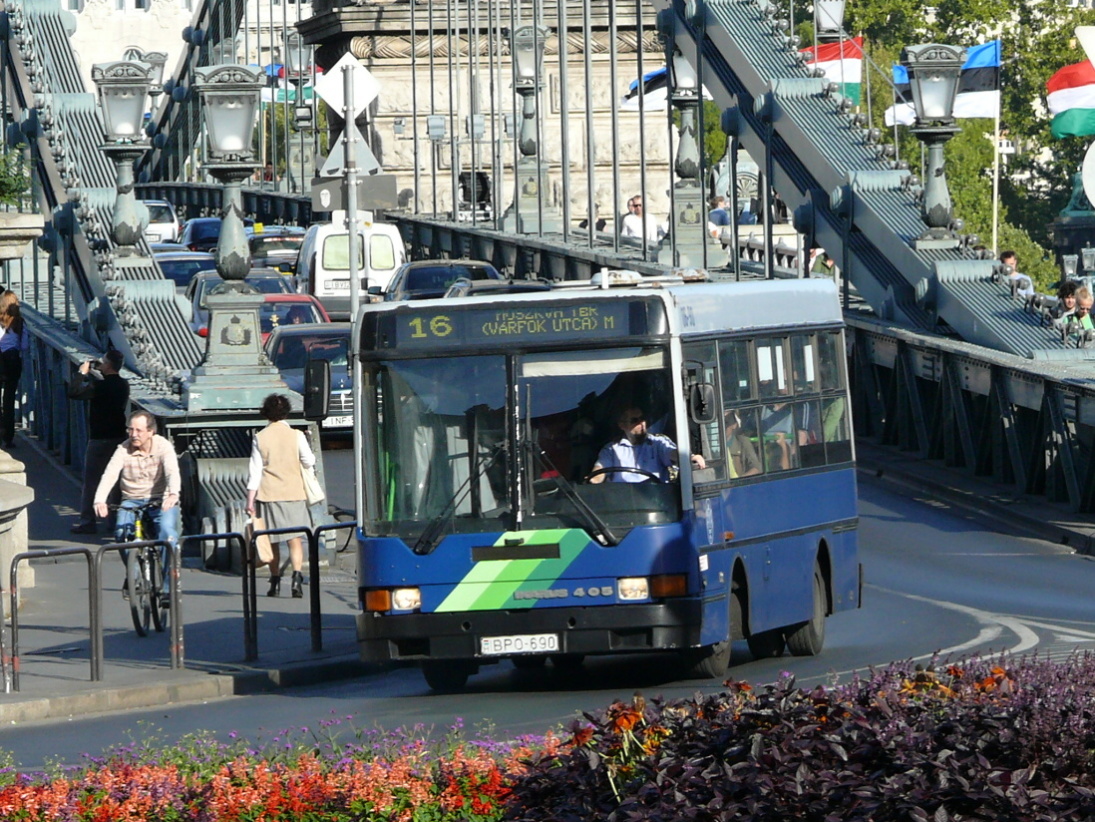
[747,628,785,659]
[423,661,473,692]
[786,566,826,656]
[684,640,730,679]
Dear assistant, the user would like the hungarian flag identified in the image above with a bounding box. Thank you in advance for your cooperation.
[800,37,863,105]
[884,40,1001,126]
[1047,60,1095,139]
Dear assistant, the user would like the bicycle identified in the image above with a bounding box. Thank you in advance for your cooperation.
[113,500,170,637]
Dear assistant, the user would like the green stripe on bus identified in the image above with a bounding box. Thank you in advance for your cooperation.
[502,530,590,608]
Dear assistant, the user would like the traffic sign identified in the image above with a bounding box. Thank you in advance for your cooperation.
[318,125,382,177]
[313,52,379,120]
[311,174,398,212]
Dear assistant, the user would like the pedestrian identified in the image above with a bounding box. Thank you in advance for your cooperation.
[68,350,129,534]
[1074,285,1094,331]
[0,290,29,449]
[94,410,181,600]
[620,195,664,244]
[1000,251,1034,299]
[708,195,731,227]
[245,393,316,598]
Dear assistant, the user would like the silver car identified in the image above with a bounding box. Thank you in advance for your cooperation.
[141,200,181,244]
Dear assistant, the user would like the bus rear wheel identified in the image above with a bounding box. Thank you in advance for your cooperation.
[786,566,826,656]
[423,660,474,693]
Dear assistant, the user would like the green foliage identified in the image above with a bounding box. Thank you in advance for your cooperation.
[0,149,29,207]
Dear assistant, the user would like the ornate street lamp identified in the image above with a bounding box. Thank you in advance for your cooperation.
[283,30,314,194]
[501,24,559,234]
[815,0,846,38]
[1063,253,1079,280]
[92,60,155,258]
[657,44,724,268]
[1083,245,1095,276]
[184,62,286,411]
[901,43,965,250]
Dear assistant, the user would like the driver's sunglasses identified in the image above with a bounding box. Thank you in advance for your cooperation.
[628,415,645,423]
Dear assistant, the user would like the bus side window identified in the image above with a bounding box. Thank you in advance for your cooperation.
[717,339,754,404]
[791,334,818,395]
[822,396,851,463]
[756,338,790,400]
[817,331,845,391]
[683,344,722,483]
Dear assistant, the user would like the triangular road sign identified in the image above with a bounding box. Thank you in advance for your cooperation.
[318,125,382,177]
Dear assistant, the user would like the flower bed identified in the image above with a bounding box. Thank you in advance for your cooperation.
[7,655,1095,821]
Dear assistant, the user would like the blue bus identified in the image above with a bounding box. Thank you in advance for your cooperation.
[347,274,861,691]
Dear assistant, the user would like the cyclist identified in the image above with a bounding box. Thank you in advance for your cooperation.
[93,410,181,601]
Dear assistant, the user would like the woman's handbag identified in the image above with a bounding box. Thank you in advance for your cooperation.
[244,515,274,565]
[301,465,325,506]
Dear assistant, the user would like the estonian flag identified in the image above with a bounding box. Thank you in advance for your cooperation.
[620,66,713,111]
[884,40,1001,126]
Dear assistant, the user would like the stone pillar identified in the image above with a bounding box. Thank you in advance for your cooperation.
[0,455,35,617]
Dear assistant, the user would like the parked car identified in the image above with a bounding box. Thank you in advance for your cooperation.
[443,278,553,299]
[249,226,306,274]
[264,322,352,432]
[258,294,330,341]
[384,259,503,302]
[184,269,296,336]
[180,216,255,253]
[141,199,182,244]
[154,250,215,291]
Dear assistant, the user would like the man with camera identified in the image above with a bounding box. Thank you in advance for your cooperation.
[68,350,129,534]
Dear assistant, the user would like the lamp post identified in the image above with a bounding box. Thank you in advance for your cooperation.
[657,48,724,268]
[814,0,846,40]
[501,24,560,234]
[92,60,155,259]
[1063,253,1079,281]
[902,43,965,250]
[184,63,286,411]
[1083,245,1095,276]
[284,30,313,195]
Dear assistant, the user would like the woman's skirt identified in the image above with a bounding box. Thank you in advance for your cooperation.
[257,498,310,537]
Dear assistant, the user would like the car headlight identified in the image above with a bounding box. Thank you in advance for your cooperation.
[391,587,422,611]
[617,577,649,601]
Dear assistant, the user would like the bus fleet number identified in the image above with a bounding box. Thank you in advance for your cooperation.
[407,315,454,339]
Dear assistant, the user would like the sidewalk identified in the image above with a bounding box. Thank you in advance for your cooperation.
[1,434,371,724]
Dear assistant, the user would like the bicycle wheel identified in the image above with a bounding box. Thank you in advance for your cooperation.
[127,548,152,637]
[150,549,168,633]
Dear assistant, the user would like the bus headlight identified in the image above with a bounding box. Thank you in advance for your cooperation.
[391,587,422,611]
[617,577,649,600]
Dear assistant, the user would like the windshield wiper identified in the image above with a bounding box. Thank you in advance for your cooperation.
[412,443,505,556]
[525,439,619,547]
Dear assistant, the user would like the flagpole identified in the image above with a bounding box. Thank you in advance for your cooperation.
[991,37,1003,255]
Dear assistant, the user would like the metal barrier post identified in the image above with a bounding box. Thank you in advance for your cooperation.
[8,547,95,692]
[248,524,317,658]
[181,532,250,661]
[309,521,358,653]
[168,540,182,669]
[245,531,257,661]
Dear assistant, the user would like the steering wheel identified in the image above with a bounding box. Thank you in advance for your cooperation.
[584,466,663,484]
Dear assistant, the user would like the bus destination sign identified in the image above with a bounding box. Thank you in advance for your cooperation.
[392,301,640,348]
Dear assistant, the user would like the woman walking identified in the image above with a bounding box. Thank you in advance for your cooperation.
[0,291,29,449]
[245,393,316,597]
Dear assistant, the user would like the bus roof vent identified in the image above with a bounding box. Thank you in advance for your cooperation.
[591,268,645,288]
[671,267,710,283]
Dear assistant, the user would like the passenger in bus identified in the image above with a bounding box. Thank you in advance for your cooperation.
[760,402,795,471]
[723,410,761,478]
[588,406,705,483]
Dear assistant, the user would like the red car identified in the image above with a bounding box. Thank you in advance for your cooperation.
[258,294,330,342]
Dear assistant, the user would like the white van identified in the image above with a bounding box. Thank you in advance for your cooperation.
[296,211,406,320]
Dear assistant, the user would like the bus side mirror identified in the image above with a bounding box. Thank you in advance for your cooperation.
[303,359,331,421]
[689,383,717,425]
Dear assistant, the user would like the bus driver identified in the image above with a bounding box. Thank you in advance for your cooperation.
[588,406,705,483]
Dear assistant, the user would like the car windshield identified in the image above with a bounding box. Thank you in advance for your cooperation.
[191,222,220,241]
[252,237,303,255]
[147,204,174,222]
[197,276,292,308]
[271,334,349,371]
[260,302,323,334]
[404,265,495,293]
[157,258,213,288]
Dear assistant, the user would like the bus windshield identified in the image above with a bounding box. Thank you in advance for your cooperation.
[370,345,681,542]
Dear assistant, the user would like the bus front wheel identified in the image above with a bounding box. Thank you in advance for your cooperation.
[423,660,474,692]
[785,565,826,656]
